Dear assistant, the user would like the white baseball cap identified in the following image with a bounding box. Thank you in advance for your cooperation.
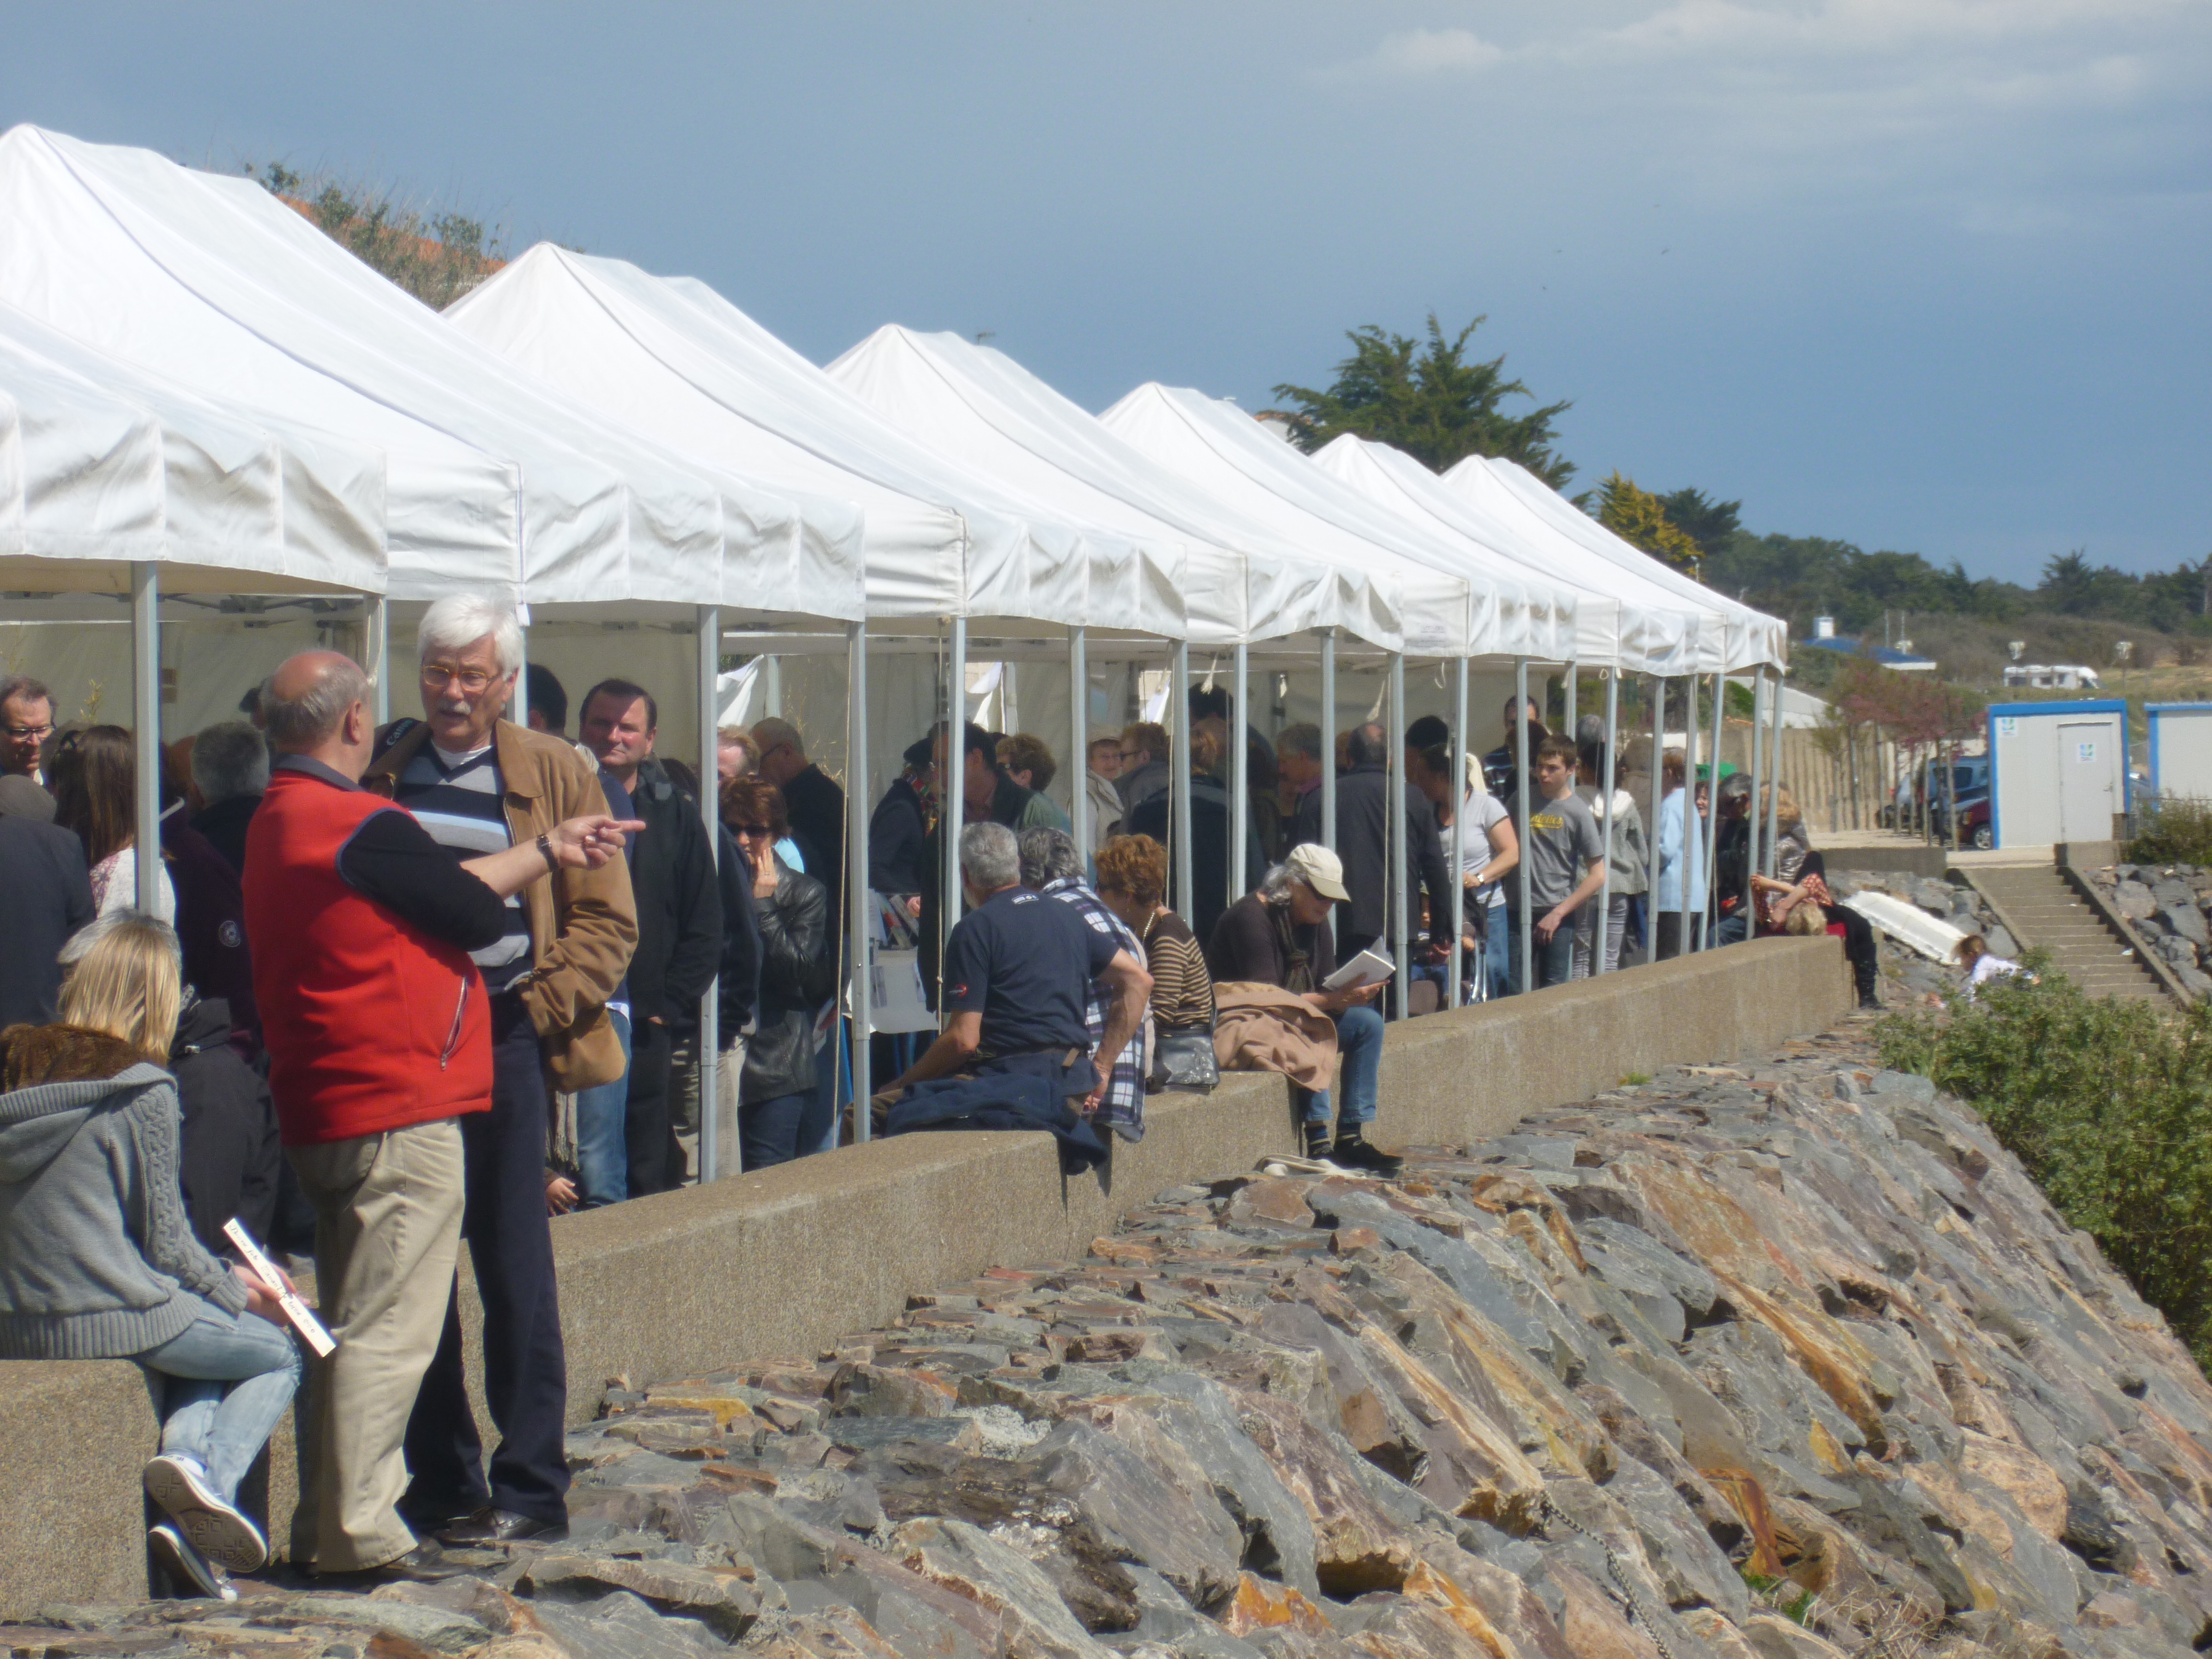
[1283,842,1350,902]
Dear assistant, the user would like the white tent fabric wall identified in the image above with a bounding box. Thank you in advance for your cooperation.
[445,245,1164,637]
[825,325,1389,654]
[1099,384,1583,666]
[1310,434,1704,676]
[0,126,855,621]
[1444,457,1788,672]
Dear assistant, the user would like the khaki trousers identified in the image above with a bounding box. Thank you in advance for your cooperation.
[286,1116,466,1572]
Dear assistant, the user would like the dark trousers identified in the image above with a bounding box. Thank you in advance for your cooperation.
[403,994,570,1527]
[1506,914,1575,994]
[1655,912,1693,960]
[737,1088,829,1172]
[622,1017,675,1199]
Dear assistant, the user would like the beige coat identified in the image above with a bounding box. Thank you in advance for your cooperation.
[1211,981,1338,1092]
[367,718,637,1091]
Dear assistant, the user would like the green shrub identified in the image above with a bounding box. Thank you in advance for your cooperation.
[2128,794,2212,867]
[1877,967,2212,1368]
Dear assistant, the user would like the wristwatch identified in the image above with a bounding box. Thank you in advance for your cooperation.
[537,831,558,872]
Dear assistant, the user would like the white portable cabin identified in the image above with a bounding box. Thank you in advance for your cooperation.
[1988,699,2129,847]
[2147,704,2212,803]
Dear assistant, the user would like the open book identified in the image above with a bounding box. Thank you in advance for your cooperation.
[1321,947,1395,992]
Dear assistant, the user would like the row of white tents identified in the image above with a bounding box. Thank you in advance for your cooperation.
[0,124,1787,1165]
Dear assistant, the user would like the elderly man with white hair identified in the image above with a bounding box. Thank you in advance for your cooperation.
[363,594,639,1551]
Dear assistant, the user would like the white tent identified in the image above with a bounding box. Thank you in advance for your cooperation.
[825,325,1395,655]
[0,126,859,624]
[1444,457,1788,673]
[1098,384,1576,665]
[1308,434,1705,676]
[446,244,1169,638]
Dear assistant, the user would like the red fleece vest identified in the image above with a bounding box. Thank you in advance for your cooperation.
[244,769,492,1146]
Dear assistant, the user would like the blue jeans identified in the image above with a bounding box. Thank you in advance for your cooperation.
[1300,1004,1385,1129]
[1478,918,1511,1002]
[572,1006,632,1208]
[804,1015,843,1158]
[740,1088,831,1171]
[138,1296,303,1503]
[1507,913,1575,994]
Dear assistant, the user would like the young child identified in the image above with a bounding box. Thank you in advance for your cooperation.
[1954,933,2023,998]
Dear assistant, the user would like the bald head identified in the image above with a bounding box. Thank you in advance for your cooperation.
[263,650,373,775]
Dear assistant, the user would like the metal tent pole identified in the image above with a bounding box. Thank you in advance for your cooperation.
[1683,663,1701,951]
[1645,676,1665,952]
[1069,625,1089,870]
[1743,671,1764,936]
[1449,655,1468,1008]
[364,594,391,726]
[131,562,161,913]
[1597,669,1619,974]
[1172,640,1194,926]
[1389,652,1409,1019]
[943,617,967,989]
[696,605,724,1180]
[1766,666,1785,878]
[1231,639,1249,902]
[1514,656,1532,992]
[847,619,872,1141]
[1701,672,1724,950]
[1564,661,1577,742]
[1319,629,1337,852]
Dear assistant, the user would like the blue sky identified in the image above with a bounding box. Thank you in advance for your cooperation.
[3,3,2206,583]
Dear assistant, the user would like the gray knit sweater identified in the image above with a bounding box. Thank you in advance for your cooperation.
[0,1061,248,1358]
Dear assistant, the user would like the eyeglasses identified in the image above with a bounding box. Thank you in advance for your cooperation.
[421,663,498,693]
[2,723,52,742]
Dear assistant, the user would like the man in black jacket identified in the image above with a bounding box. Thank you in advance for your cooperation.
[580,681,721,1198]
[1128,721,1265,945]
[752,717,846,935]
[0,774,94,1028]
[868,737,934,902]
[1323,723,1453,994]
[917,722,1040,1008]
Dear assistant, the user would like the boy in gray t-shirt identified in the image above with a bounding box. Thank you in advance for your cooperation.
[1505,735,1608,989]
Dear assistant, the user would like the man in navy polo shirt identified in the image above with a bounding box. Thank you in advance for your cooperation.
[877,821,1149,1118]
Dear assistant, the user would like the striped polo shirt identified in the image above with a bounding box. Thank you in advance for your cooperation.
[392,741,533,991]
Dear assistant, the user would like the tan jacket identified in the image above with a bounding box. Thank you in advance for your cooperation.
[366,718,637,1091]
[1211,981,1338,1093]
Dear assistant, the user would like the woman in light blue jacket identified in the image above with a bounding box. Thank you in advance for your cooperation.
[1652,750,1707,959]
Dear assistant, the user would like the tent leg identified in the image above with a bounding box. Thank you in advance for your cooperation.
[847,618,871,1142]
[1449,657,1467,1009]
[1744,670,1764,934]
[944,618,967,999]
[1765,666,1785,877]
[696,605,723,1181]
[1389,652,1408,1019]
[1702,672,1724,950]
[131,561,162,914]
[1172,641,1194,926]
[1515,657,1531,993]
[1319,629,1337,852]
[1683,663,1701,950]
[364,594,390,726]
[1070,626,1089,871]
[1231,640,1249,903]
[1597,670,1618,975]
[1646,676,1665,951]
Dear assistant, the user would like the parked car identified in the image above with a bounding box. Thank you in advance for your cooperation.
[1960,796,1992,850]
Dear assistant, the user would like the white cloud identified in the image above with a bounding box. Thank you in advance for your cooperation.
[1329,26,1504,80]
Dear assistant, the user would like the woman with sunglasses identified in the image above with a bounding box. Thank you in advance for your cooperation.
[718,775,835,1169]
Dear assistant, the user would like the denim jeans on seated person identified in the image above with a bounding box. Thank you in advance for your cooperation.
[138,1296,304,1503]
[572,1006,632,1207]
[740,1087,832,1172]
[1298,1003,1385,1129]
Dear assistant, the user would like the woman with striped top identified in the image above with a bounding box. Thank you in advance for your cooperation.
[1095,834,1214,1036]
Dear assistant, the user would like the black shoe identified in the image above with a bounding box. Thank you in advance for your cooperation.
[316,1541,470,1585]
[438,1506,567,1546]
[1859,994,1884,1011]
[1304,1126,1334,1161]
[1332,1136,1405,1177]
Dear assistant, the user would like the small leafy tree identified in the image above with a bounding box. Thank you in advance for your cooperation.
[242,163,506,310]
[1272,313,1574,485]
[1595,473,1701,570]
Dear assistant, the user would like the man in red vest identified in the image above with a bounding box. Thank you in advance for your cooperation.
[244,651,637,1583]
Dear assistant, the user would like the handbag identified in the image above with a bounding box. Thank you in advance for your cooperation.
[1149,1025,1219,1093]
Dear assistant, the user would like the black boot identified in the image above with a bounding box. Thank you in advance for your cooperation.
[1332,1127,1404,1177]
[1855,960,1883,1010]
[1305,1122,1333,1161]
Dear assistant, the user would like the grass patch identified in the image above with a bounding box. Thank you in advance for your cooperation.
[2128,794,2212,866]
[1620,1071,1653,1086]
[1877,962,2212,1368]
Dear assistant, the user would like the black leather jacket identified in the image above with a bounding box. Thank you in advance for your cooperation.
[740,855,835,1104]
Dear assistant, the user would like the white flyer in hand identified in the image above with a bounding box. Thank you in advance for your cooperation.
[1321,947,1396,992]
[223,1218,336,1358]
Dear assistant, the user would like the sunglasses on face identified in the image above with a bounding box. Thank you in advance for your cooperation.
[734,823,775,838]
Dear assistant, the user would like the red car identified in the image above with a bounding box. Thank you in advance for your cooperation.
[1960,797,1992,850]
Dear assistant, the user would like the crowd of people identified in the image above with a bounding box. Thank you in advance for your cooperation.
[0,630,1883,1600]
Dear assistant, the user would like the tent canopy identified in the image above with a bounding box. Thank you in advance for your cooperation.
[0,299,385,597]
[447,246,1170,637]
[1444,457,1787,672]
[1101,383,1573,664]
[827,325,1393,654]
[0,125,856,622]
[1311,434,1702,675]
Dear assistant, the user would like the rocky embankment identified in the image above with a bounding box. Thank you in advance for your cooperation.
[15,1013,2212,1659]
[2082,863,2212,997]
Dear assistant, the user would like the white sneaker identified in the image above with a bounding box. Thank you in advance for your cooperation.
[149,1521,238,1601]
[143,1454,268,1573]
